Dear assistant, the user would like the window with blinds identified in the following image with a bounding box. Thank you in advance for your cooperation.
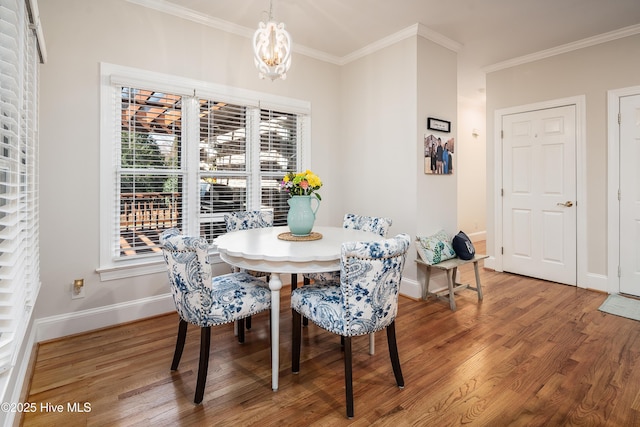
[102,66,310,269]
[198,100,248,241]
[0,0,41,378]
[118,88,183,258]
[259,109,298,227]
[197,103,299,241]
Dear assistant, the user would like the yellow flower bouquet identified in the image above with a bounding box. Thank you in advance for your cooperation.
[280,170,322,200]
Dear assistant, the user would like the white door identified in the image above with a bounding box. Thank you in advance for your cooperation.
[502,105,577,285]
[620,94,640,296]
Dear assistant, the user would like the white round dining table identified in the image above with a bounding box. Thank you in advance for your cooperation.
[214,225,384,391]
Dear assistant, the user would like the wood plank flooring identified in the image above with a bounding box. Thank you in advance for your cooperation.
[21,253,640,426]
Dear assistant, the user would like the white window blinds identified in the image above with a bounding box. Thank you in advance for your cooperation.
[117,88,183,258]
[259,108,300,227]
[100,64,310,275]
[198,100,248,242]
[197,103,302,240]
[0,0,41,377]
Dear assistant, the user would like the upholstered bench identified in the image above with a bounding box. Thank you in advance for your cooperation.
[415,254,488,311]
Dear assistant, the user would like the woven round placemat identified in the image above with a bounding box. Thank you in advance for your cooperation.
[277,231,323,241]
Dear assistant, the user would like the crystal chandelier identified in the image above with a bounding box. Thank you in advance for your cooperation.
[252,0,292,81]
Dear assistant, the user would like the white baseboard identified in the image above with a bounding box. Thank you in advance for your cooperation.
[583,272,609,293]
[35,293,175,343]
[469,256,609,294]
[468,230,486,243]
[400,277,421,300]
[34,280,429,341]
[484,256,496,271]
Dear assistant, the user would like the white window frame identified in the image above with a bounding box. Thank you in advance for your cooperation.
[97,63,311,281]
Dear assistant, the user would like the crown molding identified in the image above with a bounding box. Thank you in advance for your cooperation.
[127,0,640,72]
[294,45,343,66]
[127,0,253,38]
[417,23,463,53]
[340,23,461,66]
[127,0,344,64]
[339,25,419,65]
[126,0,458,67]
[484,23,640,73]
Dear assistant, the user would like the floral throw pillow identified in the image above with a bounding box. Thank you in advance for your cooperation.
[415,230,456,265]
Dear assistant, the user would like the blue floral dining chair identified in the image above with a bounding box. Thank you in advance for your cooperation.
[302,213,392,354]
[160,228,271,404]
[303,213,392,283]
[224,210,274,330]
[224,210,274,233]
[224,210,273,278]
[291,233,410,418]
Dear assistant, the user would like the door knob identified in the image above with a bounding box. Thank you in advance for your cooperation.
[557,201,573,207]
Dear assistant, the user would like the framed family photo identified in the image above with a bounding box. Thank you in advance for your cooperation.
[424,133,455,175]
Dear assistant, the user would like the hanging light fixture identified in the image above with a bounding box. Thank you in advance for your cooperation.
[252,0,292,81]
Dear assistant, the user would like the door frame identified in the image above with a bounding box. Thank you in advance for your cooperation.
[607,86,640,294]
[491,95,587,288]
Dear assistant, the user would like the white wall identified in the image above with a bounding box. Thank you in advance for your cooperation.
[36,0,459,334]
[457,97,486,241]
[339,37,457,298]
[339,38,417,238]
[415,37,459,294]
[416,38,458,237]
[36,0,341,326]
[486,33,640,286]
[340,34,459,295]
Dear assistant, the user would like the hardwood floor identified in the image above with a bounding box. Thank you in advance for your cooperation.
[22,254,640,426]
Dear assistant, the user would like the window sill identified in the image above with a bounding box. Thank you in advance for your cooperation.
[97,252,223,281]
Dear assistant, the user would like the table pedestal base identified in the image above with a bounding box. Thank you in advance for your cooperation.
[268,273,282,391]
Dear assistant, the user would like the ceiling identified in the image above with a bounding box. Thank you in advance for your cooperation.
[136,0,640,101]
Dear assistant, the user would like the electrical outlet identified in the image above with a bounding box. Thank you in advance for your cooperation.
[71,279,85,299]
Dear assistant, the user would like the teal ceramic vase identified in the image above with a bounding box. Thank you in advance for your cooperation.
[287,195,319,236]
